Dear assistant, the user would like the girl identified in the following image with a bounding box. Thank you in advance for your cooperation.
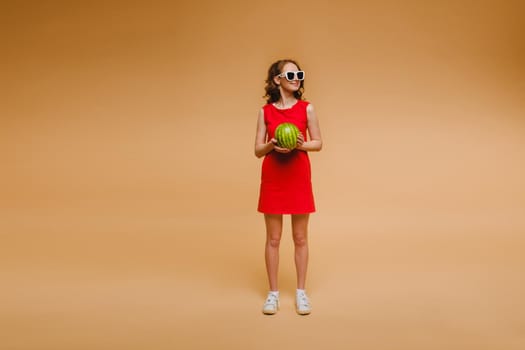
[254,59,322,315]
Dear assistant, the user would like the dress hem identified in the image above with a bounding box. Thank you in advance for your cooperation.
[257,210,316,215]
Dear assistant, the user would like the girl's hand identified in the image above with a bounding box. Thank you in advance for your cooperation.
[296,132,305,148]
[271,138,292,153]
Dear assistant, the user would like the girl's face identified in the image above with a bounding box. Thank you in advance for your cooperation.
[274,62,303,94]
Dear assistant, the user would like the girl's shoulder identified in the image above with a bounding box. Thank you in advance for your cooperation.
[298,99,312,113]
[298,99,311,109]
[261,104,272,119]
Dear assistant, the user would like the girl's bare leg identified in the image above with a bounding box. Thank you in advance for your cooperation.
[264,214,283,291]
[291,214,310,290]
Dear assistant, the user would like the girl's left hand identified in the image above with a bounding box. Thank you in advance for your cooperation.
[296,132,305,148]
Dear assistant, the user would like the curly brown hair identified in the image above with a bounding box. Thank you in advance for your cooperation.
[264,59,305,104]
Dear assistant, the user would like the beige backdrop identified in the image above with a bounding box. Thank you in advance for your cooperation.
[1,0,524,349]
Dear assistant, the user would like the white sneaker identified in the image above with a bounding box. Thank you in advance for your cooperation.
[262,293,280,315]
[296,291,312,315]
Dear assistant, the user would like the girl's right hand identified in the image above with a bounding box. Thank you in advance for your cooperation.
[271,138,291,153]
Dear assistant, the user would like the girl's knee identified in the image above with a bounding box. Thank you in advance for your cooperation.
[267,234,282,248]
[267,238,281,248]
[293,233,308,247]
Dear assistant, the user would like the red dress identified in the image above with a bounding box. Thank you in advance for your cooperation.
[258,100,316,214]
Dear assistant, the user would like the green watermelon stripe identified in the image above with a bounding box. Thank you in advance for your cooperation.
[275,122,299,149]
[282,129,288,148]
[290,129,296,148]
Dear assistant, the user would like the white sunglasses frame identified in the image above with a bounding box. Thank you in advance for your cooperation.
[277,70,305,81]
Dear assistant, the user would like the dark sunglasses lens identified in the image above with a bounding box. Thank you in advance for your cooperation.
[286,72,295,80]
[296,71,304,80]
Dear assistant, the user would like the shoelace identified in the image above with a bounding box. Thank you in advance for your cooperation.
[297,294,310,307]
[265,294,279,305]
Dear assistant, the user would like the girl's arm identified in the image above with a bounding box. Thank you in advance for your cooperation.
[254,108,276,158]
[297,104,323,152]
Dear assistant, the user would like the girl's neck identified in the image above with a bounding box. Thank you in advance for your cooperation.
[275,93,297,109]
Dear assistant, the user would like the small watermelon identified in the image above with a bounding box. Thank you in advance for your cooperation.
[275,122,300,149]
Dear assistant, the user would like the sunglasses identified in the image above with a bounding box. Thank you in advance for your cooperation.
[278,70,305,81]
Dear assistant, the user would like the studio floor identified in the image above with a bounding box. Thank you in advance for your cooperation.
[2,200,524,350]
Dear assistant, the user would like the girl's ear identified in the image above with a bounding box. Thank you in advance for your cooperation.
[273,75,281,86]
